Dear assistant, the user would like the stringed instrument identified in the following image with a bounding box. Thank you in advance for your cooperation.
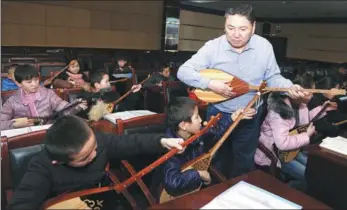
[159,81,267,203]
[277,103,347,163]
[109,78,128,84]
[43,65,69,86]
[42,114,222,209]
[194,69,347,103]
[89,75,152,120]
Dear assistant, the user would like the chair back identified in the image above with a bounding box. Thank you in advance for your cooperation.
[1,130,46,190]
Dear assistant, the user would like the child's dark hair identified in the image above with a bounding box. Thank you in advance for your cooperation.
[14,64,39,83]
[166,97,197,132]
[44,115,92,162]
[292,74,315,89]
[158,63,170,72]
[89,70,108,88]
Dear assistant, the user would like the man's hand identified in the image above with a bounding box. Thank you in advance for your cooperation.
[160,138,185,153]
[207,80,236,98]
[288,84,310,100]
[131,84,142,93]
[198,170,211,185]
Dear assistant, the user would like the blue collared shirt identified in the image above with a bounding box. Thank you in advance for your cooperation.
[177,34,293,113]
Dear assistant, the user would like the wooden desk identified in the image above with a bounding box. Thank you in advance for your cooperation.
[90,120,118,134]
[150,170,330,210]
[306,145,347,210]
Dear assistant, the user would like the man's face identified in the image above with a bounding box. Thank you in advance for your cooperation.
[224,14,255,50]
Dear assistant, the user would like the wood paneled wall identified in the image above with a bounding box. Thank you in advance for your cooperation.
[264,23,347,63]
[1,1,163,50]
[178,10,224,51]
[178,9,346,63]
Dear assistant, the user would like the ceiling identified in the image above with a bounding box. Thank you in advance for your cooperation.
[181,0,347,18]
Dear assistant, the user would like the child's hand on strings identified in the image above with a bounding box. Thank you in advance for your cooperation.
[307,123,316,137]
[131,84,142,93]
[12,118,35,128]
[231,108,256,121]
[198,170,211,185]
[160,138,186,153]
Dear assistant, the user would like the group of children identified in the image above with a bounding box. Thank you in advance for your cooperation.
[3,61,347,209]
[1,57,179,128]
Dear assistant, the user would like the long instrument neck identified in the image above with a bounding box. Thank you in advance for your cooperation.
[207,92,262,158]
[111,76,151,105]
[249,85,338,94]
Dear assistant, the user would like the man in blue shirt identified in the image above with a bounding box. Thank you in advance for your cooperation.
[177,4,309,178]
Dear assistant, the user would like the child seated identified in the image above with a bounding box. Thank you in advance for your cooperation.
[158,97,255,198]
[53,59,90,90]
[8,115,184,209]
[111,55,133,76]
[254,74,333,191]
[77,70,142,120]
[1,64,19,91]
[143,63,175,88]
[0,64,87,130]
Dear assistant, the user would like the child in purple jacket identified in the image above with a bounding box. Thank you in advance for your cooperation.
[1,64,87,130]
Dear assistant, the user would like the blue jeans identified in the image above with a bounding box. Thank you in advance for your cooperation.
[207,104,264,179]
[281,151,308,191]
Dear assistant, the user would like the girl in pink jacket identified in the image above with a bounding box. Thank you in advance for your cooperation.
[1,64,87,131]
[254,75,324,191]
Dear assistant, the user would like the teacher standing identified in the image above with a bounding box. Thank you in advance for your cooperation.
[177,4,309,178]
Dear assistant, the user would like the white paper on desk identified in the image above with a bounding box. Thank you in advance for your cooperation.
[103,110,157,124]
[201,181,302,209]
[319,136,347,155]
[112,73,132,79]
[1,124,52,138]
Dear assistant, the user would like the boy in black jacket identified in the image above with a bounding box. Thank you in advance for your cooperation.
[8,115,184,209]
[143,63,175,88]
[76,70,141,120]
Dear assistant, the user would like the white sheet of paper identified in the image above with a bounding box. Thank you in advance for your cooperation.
[320,136,347,155]
[1,124,52,138]
[112,73,132,79]
[103,110,157,124]
[201,181,302,209]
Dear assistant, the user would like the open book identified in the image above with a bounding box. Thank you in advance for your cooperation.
[319,136,347,155]
[201,181,302,209]
[1,124,52,138]
[103,110,157,124]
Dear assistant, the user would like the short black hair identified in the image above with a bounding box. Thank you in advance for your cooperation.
[90,70,108,88]
[225,4,256,24]
[44,115,92,162]
[166,97,197,132]
[14,64,39,83]
[158,63,170,72]
[293,74,315,89]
